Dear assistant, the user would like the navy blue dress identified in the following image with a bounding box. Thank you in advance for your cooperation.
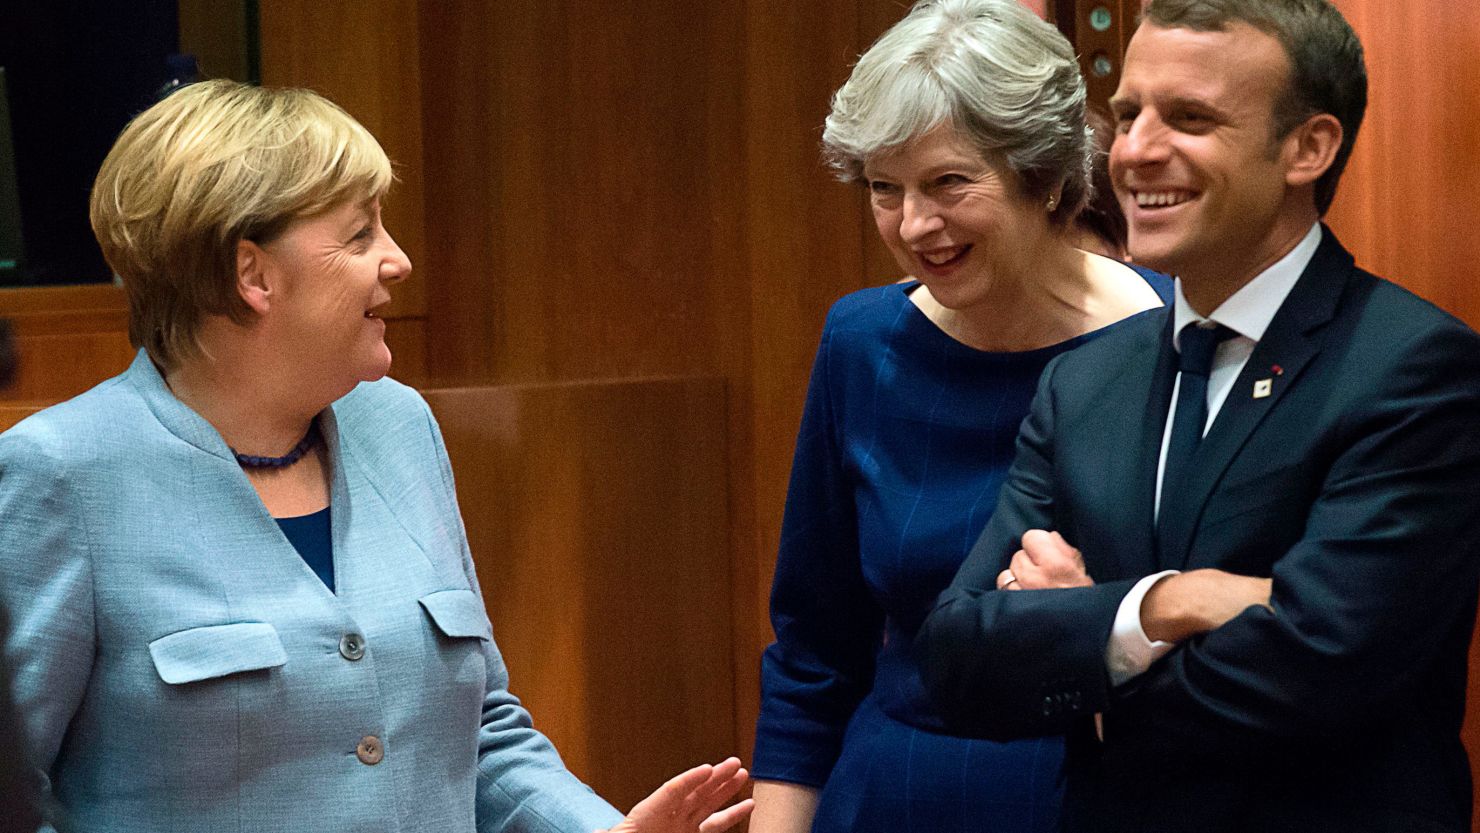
[754,274,1170,833]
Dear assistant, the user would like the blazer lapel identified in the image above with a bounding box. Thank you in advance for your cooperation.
[1157,230,1354,568]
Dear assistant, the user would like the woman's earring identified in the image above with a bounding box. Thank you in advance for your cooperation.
[1046,195,1058,212]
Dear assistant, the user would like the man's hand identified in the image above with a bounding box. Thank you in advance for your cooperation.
[996,529,1094,590]
[1141,569,1273,643]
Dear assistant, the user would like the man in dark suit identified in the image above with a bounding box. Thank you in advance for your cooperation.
[918,1,1480,831]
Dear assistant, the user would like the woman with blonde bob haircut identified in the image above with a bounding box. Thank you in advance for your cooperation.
[751,2,1169,832]
[91,81,395,369]
[1,80,750,833]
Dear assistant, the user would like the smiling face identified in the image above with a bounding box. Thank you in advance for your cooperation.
[864,125,1055,313]
[252,198,411,391]
[1109,21,1318,295]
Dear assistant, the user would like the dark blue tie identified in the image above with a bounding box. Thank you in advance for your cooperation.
[1162,323,1235,505]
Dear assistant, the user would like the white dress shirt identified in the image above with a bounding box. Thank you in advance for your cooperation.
[1106,223,1322,686]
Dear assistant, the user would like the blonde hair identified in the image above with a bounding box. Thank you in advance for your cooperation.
[89,80,394,368]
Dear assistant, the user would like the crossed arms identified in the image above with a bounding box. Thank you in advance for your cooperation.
[916,319,1480,758]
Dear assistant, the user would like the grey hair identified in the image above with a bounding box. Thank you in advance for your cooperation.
[823,0,1092,225]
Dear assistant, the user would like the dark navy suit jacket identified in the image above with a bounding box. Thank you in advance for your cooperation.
[919,230,1480,832]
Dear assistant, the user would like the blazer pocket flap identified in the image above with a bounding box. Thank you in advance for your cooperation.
[149,622,287,685]
[419,589,493,641]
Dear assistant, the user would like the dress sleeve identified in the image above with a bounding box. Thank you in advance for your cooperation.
[0,428,97,832]
[422,407,625,833]
[753,316,886,787]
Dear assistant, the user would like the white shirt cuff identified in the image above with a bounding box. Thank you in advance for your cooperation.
[1106,570,1180,687]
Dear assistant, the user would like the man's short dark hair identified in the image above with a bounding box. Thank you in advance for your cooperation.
[1144,0,1367,215]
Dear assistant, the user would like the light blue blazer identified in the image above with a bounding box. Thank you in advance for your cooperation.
[0,351,624,833]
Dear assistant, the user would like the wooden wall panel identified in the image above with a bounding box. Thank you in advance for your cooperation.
[384,317,428,389]
[0,285,132,403]
[1325,2,1480,329]
[423,379,731,812]
[415,1,746,386]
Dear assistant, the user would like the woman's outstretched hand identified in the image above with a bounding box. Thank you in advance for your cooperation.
[598,758,754,833]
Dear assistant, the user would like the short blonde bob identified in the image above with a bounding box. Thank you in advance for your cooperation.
[823,0,1091,225]
[90,79,393,368]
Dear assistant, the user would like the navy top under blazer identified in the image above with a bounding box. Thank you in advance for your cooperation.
[754,272,1170,833]
[278,507,335,592]
[0,351,624,833]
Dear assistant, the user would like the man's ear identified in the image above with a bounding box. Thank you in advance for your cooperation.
[236,239,274,315]
[1283,112,1343,189]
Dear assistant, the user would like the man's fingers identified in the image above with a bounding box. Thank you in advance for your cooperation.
[1019,529,1052,564]
[1049,530,1082,562]
[1013,530,1092,589]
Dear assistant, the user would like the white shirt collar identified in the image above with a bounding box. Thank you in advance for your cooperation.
[1172,223,1322,348]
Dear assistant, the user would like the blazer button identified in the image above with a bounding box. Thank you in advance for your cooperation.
[356,735,384,765]
[340,633,366,661]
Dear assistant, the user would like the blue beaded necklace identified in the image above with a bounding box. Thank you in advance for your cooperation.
[232,420,321,469]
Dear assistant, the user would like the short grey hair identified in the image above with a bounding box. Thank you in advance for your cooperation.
[823,0,1091,225]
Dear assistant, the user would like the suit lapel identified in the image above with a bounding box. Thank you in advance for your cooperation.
[1157,230,1354,568]
[1063,309,1176,580]
[1123,313,1178,577]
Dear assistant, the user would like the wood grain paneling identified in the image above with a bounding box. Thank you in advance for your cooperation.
[384,316,428,389]
[0,285,132,402]
[415,1,746,385]
[423,378,731,812]
[1323,2,1480,813]
[1325,2,1480,330]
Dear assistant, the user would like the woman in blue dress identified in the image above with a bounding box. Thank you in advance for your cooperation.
[749,2,1171,832]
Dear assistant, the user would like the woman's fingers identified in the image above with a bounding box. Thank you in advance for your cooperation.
[622,758,750,832]
[654,762,715,805]
[698,798,755,833]
[682,759,747,820]
[693,758,744,800]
